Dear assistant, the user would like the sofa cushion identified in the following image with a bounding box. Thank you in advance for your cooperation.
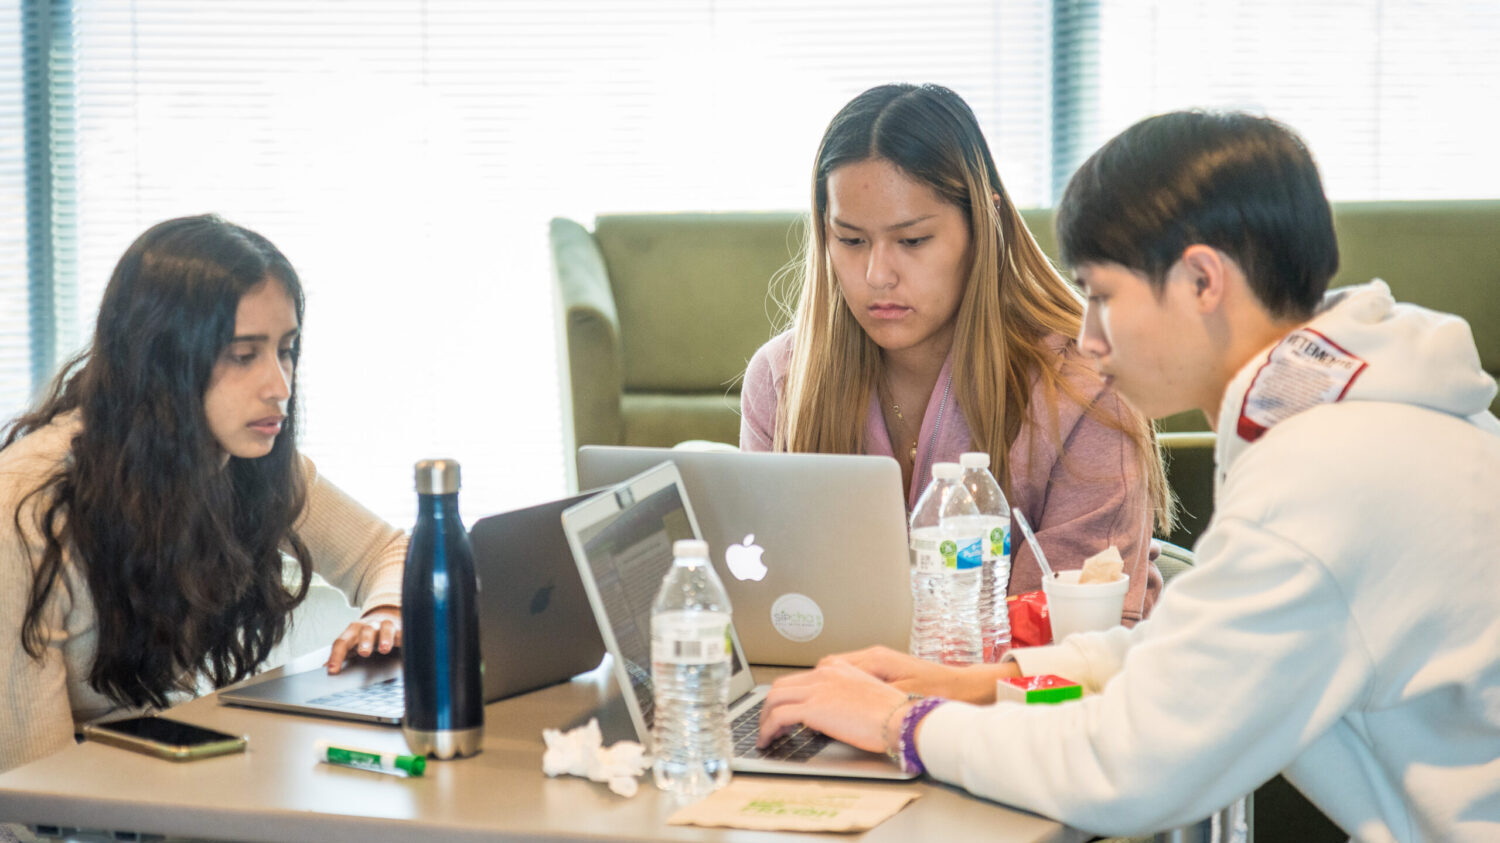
[595,212,803,393]
[1325,201,1499,395]
[620,392,744,449]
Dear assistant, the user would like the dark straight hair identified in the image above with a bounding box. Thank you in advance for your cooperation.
[1056,110,1339,320]
[5,214,314,708]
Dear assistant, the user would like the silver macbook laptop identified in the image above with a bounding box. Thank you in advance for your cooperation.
[219,492,607,724]
[577,446,911,666]
[560,461,915,780]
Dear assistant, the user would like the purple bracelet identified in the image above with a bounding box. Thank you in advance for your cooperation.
[898,697,946,776]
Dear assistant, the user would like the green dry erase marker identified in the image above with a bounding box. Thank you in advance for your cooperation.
[314,740,426,776]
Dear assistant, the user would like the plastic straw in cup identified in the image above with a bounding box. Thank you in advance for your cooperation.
[1012,508,1056,580]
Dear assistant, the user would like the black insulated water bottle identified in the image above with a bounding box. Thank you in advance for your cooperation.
[401,458,484,759]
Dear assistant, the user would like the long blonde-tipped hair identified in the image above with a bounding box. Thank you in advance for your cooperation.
[773,83,1173,533]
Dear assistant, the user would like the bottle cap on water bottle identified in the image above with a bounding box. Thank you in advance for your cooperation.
[960,451,991,469]
[672,539,710,559]
[414,459,462,495]
[932,462,961,481]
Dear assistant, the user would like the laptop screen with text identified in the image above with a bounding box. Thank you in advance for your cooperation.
[571,481,750,728]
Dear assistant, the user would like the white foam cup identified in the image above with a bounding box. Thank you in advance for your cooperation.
[1041,570,1128,643]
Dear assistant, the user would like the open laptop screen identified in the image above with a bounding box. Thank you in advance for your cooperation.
[577,446,912,666]
[569,478,750,731]
[562,463,916,780]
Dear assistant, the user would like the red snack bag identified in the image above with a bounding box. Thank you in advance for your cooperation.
[1006,590,1051,649]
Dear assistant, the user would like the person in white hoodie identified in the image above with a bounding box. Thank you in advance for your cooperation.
[757,111,1500,841]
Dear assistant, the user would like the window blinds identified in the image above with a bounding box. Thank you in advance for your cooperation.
[8,1,1492,521]
[35,0,1049,523]
[2,1,29,412]
[1088,0,1500,200]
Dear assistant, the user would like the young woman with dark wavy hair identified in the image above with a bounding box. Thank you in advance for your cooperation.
[0,215,406,773]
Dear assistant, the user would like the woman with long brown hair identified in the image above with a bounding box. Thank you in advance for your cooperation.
[1,215,405,773]
[741,83,1171,623]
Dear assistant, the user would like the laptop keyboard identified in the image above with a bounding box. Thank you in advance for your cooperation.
[308,676,405,720]
[300,674,831,761]
[301,675,833,762]
[731,698,831,762]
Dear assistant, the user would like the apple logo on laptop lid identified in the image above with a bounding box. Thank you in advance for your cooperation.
[724,534,768,581]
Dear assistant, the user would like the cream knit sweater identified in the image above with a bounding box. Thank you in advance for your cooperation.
[0,415,405,773]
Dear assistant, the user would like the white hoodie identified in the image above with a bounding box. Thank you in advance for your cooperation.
[918,282,1500,841]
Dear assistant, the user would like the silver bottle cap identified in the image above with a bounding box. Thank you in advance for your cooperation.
[414,459,461,495]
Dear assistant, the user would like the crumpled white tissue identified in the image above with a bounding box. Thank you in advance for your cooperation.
[542,718,650,797]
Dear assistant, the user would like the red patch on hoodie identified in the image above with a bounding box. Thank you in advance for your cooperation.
[1238,329,1367,442]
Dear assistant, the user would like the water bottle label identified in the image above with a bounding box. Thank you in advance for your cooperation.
[652,613,731,665]
[947,536,983,571]
[911,537,944,575]
[988,525,1009,562]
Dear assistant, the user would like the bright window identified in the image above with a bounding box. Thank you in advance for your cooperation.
[0,0,26,415]
[9,0,1050,525]
[1089,0,1500,200]
[3,1,1496,526]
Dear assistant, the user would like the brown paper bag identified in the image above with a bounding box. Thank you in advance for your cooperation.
[666,779,920,832]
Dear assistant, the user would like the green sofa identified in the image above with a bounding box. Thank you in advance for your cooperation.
[552,201,1500,532]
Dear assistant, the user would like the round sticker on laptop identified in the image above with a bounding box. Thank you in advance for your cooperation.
[770,593,824,642]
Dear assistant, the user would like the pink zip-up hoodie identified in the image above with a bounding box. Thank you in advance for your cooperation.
[741,330,1161,624]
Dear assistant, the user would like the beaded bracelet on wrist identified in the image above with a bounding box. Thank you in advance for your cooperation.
[898,696,946,776]
[881,693,922,766]
[897,696,946,776]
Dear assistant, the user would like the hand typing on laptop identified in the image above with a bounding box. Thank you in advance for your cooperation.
[756,647,1021,755]
[756,660,909,755]
[826,646,1019,702]
[326,605,402,674]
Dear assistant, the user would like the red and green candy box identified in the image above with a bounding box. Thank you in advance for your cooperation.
[995,674,1082,705]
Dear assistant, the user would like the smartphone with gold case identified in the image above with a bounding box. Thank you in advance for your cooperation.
[83,715,247,761]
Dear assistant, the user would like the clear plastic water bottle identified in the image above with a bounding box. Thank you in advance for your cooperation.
[909,462,984,665]
[401,459,484,759]
[651,539,733,800]
[909,468,950,664]
[959,451,1013,661]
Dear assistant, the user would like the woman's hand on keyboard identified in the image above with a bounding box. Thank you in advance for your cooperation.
[819,646,1019,703]
[756,660,906,754]
[326,605,402,674]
